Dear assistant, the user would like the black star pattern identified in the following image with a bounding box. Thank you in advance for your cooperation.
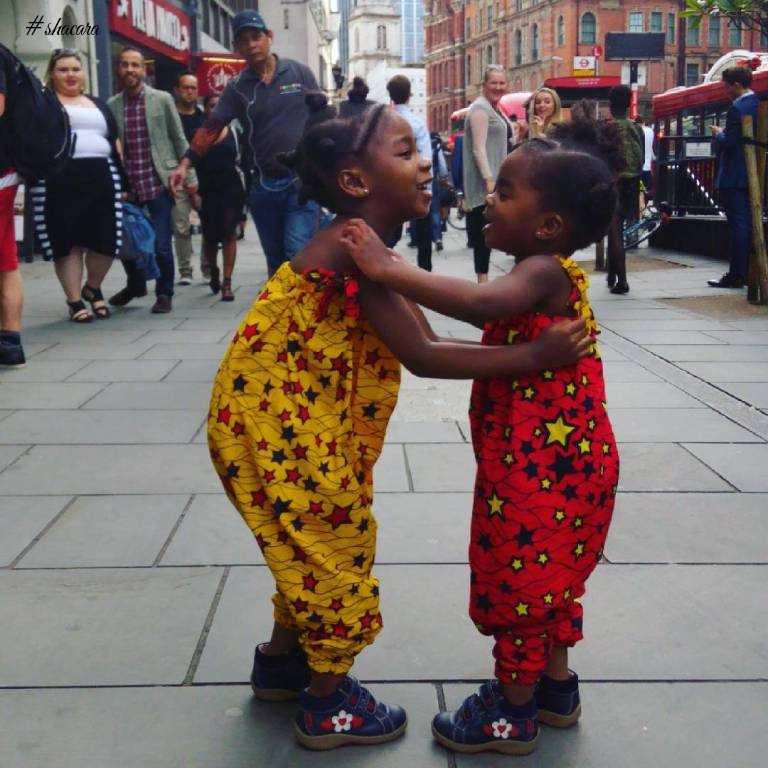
[272,497,291,516]
[514,524,534,548]
[226,462,239,478]
[549,451,576,482]
[305,387,318,403]
[286,339,301,355]
[475,593,493,612]
[281,425,297,442]
[362,403,379,419]
[271,449,287,465]
[477,533,492,551]
[232,375,246,391]
[352,553,366,568]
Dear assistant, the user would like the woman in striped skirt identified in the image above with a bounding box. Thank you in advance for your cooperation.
[31,49,124,322]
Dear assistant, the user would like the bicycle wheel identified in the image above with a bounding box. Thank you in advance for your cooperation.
[446,207,466,231]
[623,215,661,249]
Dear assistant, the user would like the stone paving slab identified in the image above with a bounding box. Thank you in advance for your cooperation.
[32,341,157,360]
[673,362,768,382]
[164,359,221,382]
[136,329,230,345]
[0,409,204,444]
[646,345,768,362]
[405,443,476,492]
[0,444,221,495]
[0,684,445,768]
[141,342,229,360]
[609,408,761,442]
[683,444,768,491]
[0,567,222,686]
[82,382,212,411]
[384,421,465,443]
[0,444,28,471]
[725,382,768,409]
[446,683,768,768]
[616,444,733,491]
[373,442,411,492]
[603,318,735,332]
[704,330,768,344]
[606,492,768,563]
[16,495,188,568]
[601,361,664,383]
[0,382,104,408]
[604,381,704,408]
[608,330,727,346]
[0,360,88,381]
[0,496,69,566]
[66,359,179,382]
[21,328,150,344]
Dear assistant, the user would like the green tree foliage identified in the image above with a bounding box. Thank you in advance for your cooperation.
[681,0,768,36]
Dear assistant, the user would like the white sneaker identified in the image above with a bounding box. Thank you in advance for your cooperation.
[177,276,192,286]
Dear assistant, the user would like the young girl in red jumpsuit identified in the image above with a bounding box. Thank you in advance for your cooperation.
[341,134,620,755]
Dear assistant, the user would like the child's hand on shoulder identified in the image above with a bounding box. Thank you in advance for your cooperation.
[340,219,401,281]
[531,318,591,371]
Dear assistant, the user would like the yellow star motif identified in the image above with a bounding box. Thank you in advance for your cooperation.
[581,373,589,386]
[587,418,596,431]
[573,516,584,529]
[544,415,576,447]
[515,601,529,616]
[540,477,552,490]
[553,509,566,523]
[507,329,520,344]
[511,380,519,390]
[534,427,542,437]
[514,637,524,647]
[511,557,524,572]
[565,382,576,395]
[503,452,515,466]
[524,386,536,400]
[573,542,585,558]
[536,551,549,566]
[487,492,505,517]
[543,592,554,605]
[563,588,572,601]
[543,369,554,380]
[578,437,591,455]
[602,442,611,455]
[504,426,512,439]
[510,671,518,681]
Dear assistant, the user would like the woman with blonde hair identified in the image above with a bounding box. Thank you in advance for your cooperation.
[30,48,124,321]
[462,65,514,283]
[528,86,563,139]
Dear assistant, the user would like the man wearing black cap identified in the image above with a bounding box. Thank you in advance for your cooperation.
[170,10,320,277]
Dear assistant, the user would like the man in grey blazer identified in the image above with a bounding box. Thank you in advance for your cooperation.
[107,47,197,313]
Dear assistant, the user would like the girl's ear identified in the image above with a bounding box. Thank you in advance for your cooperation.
[534,212,564,241]
[338,168,370,198]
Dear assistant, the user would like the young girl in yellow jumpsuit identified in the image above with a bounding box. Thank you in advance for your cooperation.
[208,105,591,750]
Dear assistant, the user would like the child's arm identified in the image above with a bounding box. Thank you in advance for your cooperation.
[341,219,559,326]
[357,278,589,379]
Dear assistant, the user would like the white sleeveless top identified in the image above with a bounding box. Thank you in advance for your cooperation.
[65,105,111,159]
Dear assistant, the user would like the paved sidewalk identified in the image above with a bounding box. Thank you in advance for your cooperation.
[1,226,767,767]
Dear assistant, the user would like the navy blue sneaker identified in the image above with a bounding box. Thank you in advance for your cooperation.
[535,671,581,728]
[295,675,407,750]
[0,343,25,368]
[432,681,539,755]
[250,644,311,701]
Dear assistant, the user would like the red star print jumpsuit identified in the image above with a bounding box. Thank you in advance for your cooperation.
[468,256,620,686]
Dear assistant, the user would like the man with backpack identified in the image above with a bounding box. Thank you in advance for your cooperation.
[0,49,25,367]
[606,84,644,295]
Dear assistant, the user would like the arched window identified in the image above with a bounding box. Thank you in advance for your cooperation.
[514,29,522,66]
[531,24,539,60]
[376,24,387,50]
[580,12,596,44]
[557,16,565,47]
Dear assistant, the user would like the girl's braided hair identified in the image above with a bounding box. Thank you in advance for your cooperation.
[517,132,618,251]
[276,103,387,213]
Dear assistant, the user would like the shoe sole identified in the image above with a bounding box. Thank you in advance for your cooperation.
[250,681,301,702]
[538,703,581,728]
[295,719,407,751]
[0,362,26,369]
[431,724,539,755]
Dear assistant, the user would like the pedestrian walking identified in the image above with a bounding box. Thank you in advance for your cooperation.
[170,9,321,277]
[341,128,620,756]
[207,105,590,751]
[196,94,246,301]
[107,47,198,314]
[29,49,124,322]
[172,72,205,285]
[338,76,377,118]
[708,66,759,289]
[0,49,24,366]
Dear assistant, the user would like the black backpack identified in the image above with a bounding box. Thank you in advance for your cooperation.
[0,44,73,181]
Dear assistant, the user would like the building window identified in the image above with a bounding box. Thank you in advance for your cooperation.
[487,3,493,29]
[515,0,522,11]
[557,16,565,47]
[486,45,493,66]
[650,11,662,33]
[667,13,676,44]
[580,12,596,45]
[532,24,539,61]
[376,25,387,50]
[728,21,742,47]
[466,54,472,85]
[685,63,699,86]
[762,25,768,48]
[686,23,700,46]
[708,15,720,47]
[514,29,522,66]
[629,12,643,33]
[354,28,359,53]
[284,9,289,29]
[466,18,471,41]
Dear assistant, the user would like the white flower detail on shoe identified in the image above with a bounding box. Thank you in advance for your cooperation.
[331,710,354,732]
[492,718,518,739]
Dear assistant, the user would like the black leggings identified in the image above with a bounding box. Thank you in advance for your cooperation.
[467,205,490,275]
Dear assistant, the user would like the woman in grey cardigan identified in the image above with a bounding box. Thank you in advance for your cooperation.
[462,65,513,282]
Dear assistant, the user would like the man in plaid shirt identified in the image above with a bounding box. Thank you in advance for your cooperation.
[107,47,197,313]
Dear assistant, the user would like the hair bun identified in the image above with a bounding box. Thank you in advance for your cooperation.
[276,150,298,170]
[316,137,337,155]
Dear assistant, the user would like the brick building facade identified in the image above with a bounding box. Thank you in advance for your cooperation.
[425,0,766,133]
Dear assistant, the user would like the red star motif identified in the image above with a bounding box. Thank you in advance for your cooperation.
[297,405,311,424]
[296,357,308,371]
[309,501,324,515]
[258,399,269,412]
[359,612,375,629]
[250,339,265,353]
[303,573,318,591]
[335,385,346,401]
[378,367,389,380]
[258,289,270,300]
[217,406,232,425]
[294,444,308,460]
[278,409,292,422]
[330,598,344,612]
[293,598,308,613]
[285,468,302,484]
[263,469,275,483]
[359,493,370,506]
[326,439,337,455]
[255,533,267,550]
[277,531,289,544]
[313,350,325,362]
[332,619,349,638]
[242,324,258,340]
[250,489,268,507]
[325,505,352,529]
[302,328,315,341]
[257,438,268,451]
[292,546,308,563]
[365,349,381,366]
[232,422,244,436]
[276,351,288,363]
[331,356,351,376]
[282,381,295,395]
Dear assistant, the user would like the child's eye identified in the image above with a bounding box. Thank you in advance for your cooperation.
[398,150,413,159]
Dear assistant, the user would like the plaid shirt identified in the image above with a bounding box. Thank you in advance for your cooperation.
[124,88,164,203]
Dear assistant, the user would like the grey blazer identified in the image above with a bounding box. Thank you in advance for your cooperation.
[107,84,197,189]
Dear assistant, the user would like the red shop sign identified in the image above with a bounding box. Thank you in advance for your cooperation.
[110,0,191,61]
[192,54,247,96]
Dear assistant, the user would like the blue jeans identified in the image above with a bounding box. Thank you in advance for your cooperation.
[248,174,319,274]
[719,187,751,280]
[123,190,175,297]
[430,179,442,242]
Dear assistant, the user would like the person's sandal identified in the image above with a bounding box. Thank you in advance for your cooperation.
[81,284,110,318]
[209,266,221,295]
[67,300,93,323]
[221,278,234,302]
